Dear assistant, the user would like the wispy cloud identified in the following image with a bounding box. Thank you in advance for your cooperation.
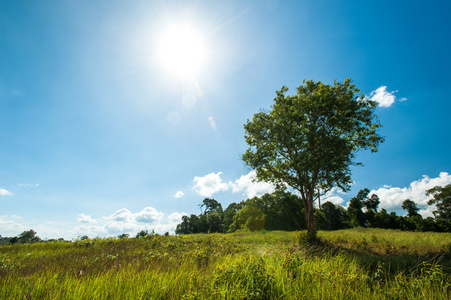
[0,188,13,196]
[17,183,39,188]
[174,191,184,198]
[0,215,25,234]
[368,86,405,108]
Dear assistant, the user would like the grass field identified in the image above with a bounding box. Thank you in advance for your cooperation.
[1,228,450,299]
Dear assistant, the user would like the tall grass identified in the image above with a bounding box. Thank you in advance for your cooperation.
[1,229,450,299]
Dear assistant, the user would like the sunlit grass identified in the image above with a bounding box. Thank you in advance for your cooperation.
[1,229,450,299]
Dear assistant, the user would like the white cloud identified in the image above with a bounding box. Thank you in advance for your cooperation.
[193,172,229,197]
[104,207,164,224]
[0,207,185,240]
[321,188,345,206]
[74,207,183,237]
[76,213,97,224]
[370,172,451,217]
[174,191,184,198]
[167,212,187,223]
[368,86,405,108]
[135,207,164,223]
[229,170,275,199]
[0,188,13,196]
[107,208,133,222]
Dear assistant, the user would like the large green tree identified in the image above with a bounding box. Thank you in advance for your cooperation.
[242,79,383,233]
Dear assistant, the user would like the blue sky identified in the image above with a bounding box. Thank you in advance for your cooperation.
[1,0,450,239]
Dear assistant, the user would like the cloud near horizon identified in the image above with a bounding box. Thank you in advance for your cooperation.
[3,172,449,240]
[0,215,25,235]
[322,172,451,217]
[71,207,184,238]
[76,213,97,224]
[369,172,451,217]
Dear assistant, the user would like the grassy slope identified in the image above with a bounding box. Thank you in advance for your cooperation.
[0,229,450,299]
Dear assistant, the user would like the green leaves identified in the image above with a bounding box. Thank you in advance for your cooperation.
[243,79,384,232]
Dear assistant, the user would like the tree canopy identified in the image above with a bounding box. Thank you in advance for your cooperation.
[242,79,384,232]
[427,184,451,231]
[401,199,420,218]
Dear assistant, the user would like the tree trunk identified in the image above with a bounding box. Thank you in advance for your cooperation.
[302,196,315,233]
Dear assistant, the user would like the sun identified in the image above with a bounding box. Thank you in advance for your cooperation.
[156,23,208,78]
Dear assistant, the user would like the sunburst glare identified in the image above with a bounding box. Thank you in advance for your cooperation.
[156,23,208,79]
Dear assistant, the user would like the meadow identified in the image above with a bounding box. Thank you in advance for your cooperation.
[0,228,450,299]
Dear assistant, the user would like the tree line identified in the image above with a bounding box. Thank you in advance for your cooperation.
[175,184,451,234]
[0,229,174,245]
[1,184,448,244]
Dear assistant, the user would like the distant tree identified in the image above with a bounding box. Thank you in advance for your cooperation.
[321,201,349,230]
[199,198,224,233]
[347,189,369,227]
[364,194,380,227]
[236,206,266,231]
[426,184,451,231]
[242,79,383,233]
[117,233,129,239]
[401,199,420,217]
[272,190,306,231]
[314,209,330,231]
[206,212,223,233]
[223,202,245,233]
[397,216,417,231]
[200,198,223,215]
[374,208,391,229]
[364,194,380,213]
[18,229,41,244]
[374,208,405,230]
[228,190,306,232]
[187,214,202,233]
[176,215,191,234]
[136,230,149,238]
[420,217,439,232]
[197,214,209,233]
[389,212,401,229]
